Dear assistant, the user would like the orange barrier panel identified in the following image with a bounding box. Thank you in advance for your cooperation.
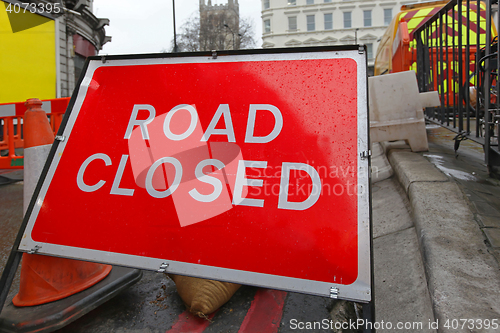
[0,117,24,169]
[428,47,478,107]
[49,112,65,136]
[0,97,70,169]
[0,116,23,150]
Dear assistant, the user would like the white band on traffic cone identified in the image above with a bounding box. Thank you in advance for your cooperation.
[23,144,52,215]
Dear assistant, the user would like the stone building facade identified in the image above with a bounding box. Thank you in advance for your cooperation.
[55,0,110,97]
[261,0,415,74]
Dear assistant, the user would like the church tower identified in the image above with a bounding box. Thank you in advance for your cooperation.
[199,0,240,50]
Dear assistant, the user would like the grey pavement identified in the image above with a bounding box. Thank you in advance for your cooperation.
[372,177,435,333]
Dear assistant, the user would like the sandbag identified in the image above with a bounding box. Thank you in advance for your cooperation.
[168,274,241,317]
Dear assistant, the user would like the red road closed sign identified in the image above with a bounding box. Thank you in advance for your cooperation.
[20,48,371,302]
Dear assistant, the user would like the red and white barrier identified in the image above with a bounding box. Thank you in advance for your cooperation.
[0,97,70,117]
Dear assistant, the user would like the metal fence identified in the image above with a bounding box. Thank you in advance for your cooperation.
[415,0,500,174]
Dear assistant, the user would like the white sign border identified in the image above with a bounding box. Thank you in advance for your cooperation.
[19,49,371,302]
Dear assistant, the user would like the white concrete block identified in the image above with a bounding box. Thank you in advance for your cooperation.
[371,142,393,183]
[369,71,429,152]
[369,70,422,122]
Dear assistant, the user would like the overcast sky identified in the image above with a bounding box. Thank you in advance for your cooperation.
[93,0,263,55]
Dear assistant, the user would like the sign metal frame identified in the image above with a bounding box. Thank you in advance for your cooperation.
[15,47,372,303]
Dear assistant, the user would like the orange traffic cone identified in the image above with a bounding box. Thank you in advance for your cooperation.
[12,98,112,307]
[12,255,112,306]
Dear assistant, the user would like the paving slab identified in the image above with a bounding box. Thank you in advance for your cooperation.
[372,178,435,333]
[478,215,500,228]
[483,228,500,248]
[374,227,435,333]
[457,179,500,197]
[472,201,500,217]
[371,178,413,239]
[489,249,500,263]
[462,188,488,203]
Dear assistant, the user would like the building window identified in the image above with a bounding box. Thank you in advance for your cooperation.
[363,10,372,27]
[288,16,297,30]
[264,19,271,33]
[384,8,392,25]
[324,13,333,30]
[324,0,332,2]
[307,15,315,31]
[307,0,314,4]
[343,11,351,28]
[264,0,270,9]
[288,0,296,5]
[366,43,373,59]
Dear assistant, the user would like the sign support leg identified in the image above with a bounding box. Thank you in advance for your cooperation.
[362,301,375,333]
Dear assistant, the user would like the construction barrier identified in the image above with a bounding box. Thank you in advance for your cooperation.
[369,70,429,152]
[0,97,70,117]
[414,0,500,174]
[0,116,23,168]
[0,98,69,169]
[14,98,112,306]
